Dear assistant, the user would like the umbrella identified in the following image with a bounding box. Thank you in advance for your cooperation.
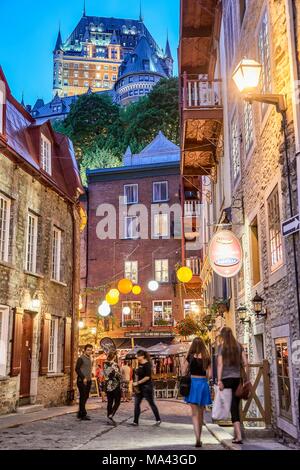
[125,345,148,360]
[159,342,190,357]
[147,342,169,356]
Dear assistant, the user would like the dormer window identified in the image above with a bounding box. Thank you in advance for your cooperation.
[40,134,52,175]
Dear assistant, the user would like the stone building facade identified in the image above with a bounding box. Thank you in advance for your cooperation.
[0,69,83,414]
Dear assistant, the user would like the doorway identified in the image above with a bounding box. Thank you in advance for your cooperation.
[19,312,34,400]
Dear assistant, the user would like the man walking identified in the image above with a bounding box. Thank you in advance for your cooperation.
[76,344,93,420]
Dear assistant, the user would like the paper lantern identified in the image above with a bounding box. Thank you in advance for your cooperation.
[98,301,111,317]
[122,306,131,315]
[118,278,133,294]
[177,266,193,283]
[132,285,141,295]
[105,293,119,305]
[208,230,243,278]
[108,288,120,299]
[148,280,159,292]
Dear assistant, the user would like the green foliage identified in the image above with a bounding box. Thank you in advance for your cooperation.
[80,145,121,186]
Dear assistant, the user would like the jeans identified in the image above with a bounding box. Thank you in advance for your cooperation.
[77,379,91,418]
[134,383,161,424]
[222,377,241,423]
[107,386,121,417]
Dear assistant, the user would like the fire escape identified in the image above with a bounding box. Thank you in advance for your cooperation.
[179,0,223,294]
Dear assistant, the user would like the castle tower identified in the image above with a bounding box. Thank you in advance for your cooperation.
[53,27,64,97]
[165,33,174,77]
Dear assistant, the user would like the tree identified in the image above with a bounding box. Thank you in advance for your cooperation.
[80,145,121,186]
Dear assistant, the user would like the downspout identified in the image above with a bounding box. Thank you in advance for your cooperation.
[69,201,79,404]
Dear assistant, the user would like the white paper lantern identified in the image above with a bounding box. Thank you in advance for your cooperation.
[122,306,131,315]
[148,280,159,292]
[98,301,111,317]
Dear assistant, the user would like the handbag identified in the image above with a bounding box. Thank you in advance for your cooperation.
[212,387,232,421]
[179,357,191,397]
[235,361,251,400]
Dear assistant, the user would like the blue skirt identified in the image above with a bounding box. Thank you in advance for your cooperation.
[184,378,212,406]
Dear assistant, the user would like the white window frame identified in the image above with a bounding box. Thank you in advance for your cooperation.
[124,260,138,284]
[258,9,272,117]
[25,212,38,273]
[183,299,202,318]
[153,213,169,238]
[0,305,9,376]
[51,227,62,282]
[155,259,169,283]
[0,193,11,263]
[40,134,52,175]
[124,216,139,239]
[152,300,173,326]
[124,184,138,205]
[48,317,59,373]
[243,101,254,155]
[231,113,241,182]
[0,87,4,135]
[122,301,141,327]
[153,181,169,203]
[267,185,283,271]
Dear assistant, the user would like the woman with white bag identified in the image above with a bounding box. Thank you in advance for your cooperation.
[217,327,249,444]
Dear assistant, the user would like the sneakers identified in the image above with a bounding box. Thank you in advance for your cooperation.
[155,420,162,426]
[129,422,139,427]
[81,416,91,421]
[108,416,117,426]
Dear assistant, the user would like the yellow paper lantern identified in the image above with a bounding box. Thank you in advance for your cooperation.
[105,293,119,305]
[177,266,193,283]
[132,285,141,295]
[108,289,120,300]
[118,278,133,294]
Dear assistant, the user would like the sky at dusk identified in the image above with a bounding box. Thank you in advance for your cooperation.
[0,0,179,105]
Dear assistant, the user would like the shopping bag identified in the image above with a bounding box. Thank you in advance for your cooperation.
[212,387,232,421]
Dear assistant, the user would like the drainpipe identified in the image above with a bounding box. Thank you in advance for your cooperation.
[69,202,79,404]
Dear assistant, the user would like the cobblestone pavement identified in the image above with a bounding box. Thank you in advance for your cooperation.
[0,400,224,451]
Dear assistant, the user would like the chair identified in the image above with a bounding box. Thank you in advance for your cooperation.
[167,380,177,398]
[154,380,167,399]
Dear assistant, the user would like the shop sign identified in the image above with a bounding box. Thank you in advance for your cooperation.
[208,230,243,278]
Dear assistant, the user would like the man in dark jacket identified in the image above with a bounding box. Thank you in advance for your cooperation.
[75,344,93,420]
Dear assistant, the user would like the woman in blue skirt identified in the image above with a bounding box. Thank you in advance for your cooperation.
[183,337,212,448]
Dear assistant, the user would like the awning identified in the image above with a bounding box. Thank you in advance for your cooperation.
[112,337,175,350]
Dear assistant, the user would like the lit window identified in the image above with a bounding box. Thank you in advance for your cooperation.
[244,102,254,154]
[124,216,139,239]
[48,318,59,373]
[40,134,52,175]
[184,300,201,318]
[267,186,283,269]
[155,259,169,283]
[153,213,169,238]
[275,338,292,421]
[25,213,38,273]
[51,227,62,282]
[124,261,138,284]
[84,72,89,78]
[258,11,272,114]
[122,301,141,327]
[231,115,240,180]
[153,301,173,326]
[0,194,11,263]
[153,182,168,202]
[124,184,138,204]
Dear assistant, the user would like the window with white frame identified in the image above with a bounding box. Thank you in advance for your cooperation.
[267,186,283,269]
[275,338,292,421]
[124,260,138,284]
[153,301,173,326]
[124,216,139,239]
[155,259,169,283]
[258,10,272,113]
[231,114,240,180]
[0,305,9,376]
[0,194,11,263]
[244,102,254,154]
[124,184,138,204]
[153,213,169,238]
[122,301,141,326]
[51,227,62,282]
[48,317,59,373]
[153,182,168,202]
[184,299,201,318]
[25,212,38,273]
[40,134,52,175]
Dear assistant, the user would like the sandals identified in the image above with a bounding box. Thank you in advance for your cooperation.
[195,441,203,448]
[232,439,243,444]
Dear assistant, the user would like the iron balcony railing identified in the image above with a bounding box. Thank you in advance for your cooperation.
[182,73,222,110]
[184,200,201,217]
[186,257,201,276]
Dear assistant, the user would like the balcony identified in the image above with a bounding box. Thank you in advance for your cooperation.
[184,200,201,217]
[185,257,201,286]
[182,75,223,119]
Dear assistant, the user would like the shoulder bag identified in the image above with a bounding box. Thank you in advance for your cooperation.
[235,353,251,400]
[179,357,191,397]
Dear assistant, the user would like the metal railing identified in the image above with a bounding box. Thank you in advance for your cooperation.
[182,73,222,110]
[184,200,201,216]
[186,257,201,276]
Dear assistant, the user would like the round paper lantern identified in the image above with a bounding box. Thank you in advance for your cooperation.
[122,306,131,315]
[98,301,111,317]
[108,289,120,300]
[177,266,193,283]
[132,285,141,295]
[118,278,133,294]
[208,230,243,278]
[148,280,159,292]
[105,293,119,305]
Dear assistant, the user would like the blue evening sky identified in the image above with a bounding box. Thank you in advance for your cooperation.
[0,0,179,106]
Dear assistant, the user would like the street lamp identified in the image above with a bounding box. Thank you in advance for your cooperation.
[252,292,267,319]
[237,305,251,325]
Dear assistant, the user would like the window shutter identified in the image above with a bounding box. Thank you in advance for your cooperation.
[63,317,72,374]
[11,309,23,377]
[40,313,51,375]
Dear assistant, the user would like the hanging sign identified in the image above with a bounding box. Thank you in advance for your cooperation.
[100,337,116,353]
[208,230,243,278]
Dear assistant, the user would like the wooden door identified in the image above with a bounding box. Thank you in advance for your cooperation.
[19,312,33,398]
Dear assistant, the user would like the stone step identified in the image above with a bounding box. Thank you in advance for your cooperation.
[16,404,44,415]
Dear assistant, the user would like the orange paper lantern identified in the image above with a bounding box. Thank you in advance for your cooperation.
[117,278,133,294]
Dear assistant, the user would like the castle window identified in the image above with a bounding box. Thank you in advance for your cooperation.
[74,80,78,86]
[104,74,109,80]
[40,134,52,175]
[84,72,89,78]
[144,76,149,82]
[143,60,150,71]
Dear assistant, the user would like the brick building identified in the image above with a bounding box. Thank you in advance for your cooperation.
[80,132,203,350]
[0,69,83,414]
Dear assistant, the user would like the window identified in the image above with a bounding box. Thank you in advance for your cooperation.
[250,217,261,285]
[267,186,283,269]
[40,134,51,175]
[124,260,138,284]
[153,213,169,238]
[184,300,201,317]
[84,81,89,87]
[275,338,292,421]
[84,72,89,78]
[51,227,62,282]
[124,184,138,204]
[244,102,254,154]
[0,194,11,263]
[186,257,201,275]
[153,301,173,326]
[0,305,9,376]
[155,259,169,283]
[258,11,272,114]
[122,301,141,327]
[0,87,4,134]
[48,318,59,373]
[124,216,139,239]
[153,182,168,202]
[231,114,240,180]
[25,213,38,273]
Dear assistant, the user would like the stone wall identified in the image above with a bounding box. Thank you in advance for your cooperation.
[0,377,18,415]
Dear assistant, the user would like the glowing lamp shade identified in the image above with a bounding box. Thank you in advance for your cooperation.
[122,306,131,315]
[98,301,111,317]
[176,266,193,283]
[31,298,41,310]
[105,292,119,305]
[208,230,243,278]
[232,59,262,93]
[118,278,133,295]
[132,285,141,295]
[78,320,85,329]
[148,280,159,292]
[108,289,120,299]
[90,327,97,335]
